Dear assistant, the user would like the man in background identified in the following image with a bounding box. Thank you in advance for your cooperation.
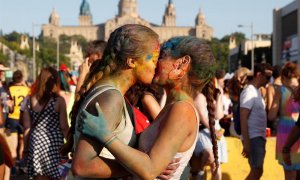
[240,63,273,180]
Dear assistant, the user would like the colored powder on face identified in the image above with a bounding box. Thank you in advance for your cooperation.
[146,54,153,61]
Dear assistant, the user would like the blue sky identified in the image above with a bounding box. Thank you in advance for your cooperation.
[0,0,294,39]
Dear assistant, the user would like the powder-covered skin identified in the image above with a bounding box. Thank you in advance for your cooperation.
[78,102,112,144]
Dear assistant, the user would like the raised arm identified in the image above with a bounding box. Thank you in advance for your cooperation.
[79,101,197,179]
[72,90,130,178]
[141,93,161,120]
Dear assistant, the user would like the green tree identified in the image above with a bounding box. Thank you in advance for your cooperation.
[209,38,230,71]
[0,51,9,65]
[36,36,70,68]
[221,32,246,45]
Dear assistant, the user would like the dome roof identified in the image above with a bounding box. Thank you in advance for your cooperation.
[80,0,92,16]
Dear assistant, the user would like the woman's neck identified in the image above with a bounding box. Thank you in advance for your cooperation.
[166,87,192,105]
[99,70,136,95]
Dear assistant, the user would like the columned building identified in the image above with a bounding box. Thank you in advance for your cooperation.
[42,0,213,43]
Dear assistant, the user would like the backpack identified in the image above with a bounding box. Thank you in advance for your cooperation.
[124,98,150,134]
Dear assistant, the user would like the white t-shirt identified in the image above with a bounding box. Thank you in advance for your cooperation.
[222,95,232,116]
[240,84,267,139]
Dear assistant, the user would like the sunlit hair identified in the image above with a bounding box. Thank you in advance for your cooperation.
[61,24,159,155]
[160,36,219,169]
[281,62,300,79]
[281,62,300,102]
[33,67,60,105]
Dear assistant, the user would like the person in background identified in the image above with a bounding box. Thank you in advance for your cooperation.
[240,63,273,180]
[0,64,13,180]
[190,79,224,180]
[76,40,107,93]
[6,70,29,176]
[59,65,76,125]
[266,65,282,135]
[228,67,252,136]
[268,62,300,180]
[220,79,233,136]
[124,83,163,135]
[22,67,69,179]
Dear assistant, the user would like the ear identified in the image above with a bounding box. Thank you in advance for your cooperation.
[175,55,191,78]
[127,58,136,68]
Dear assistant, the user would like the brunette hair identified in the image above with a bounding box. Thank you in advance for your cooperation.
[281,62,300,102]
[33,67,60,105]
[160,36,219,168]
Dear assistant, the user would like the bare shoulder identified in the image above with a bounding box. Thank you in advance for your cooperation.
[167,101,197,123]
[86,89,123,112]
[56,95,66,105]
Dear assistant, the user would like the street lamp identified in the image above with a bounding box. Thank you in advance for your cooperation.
[238,22,254,72]
[32,22,41,81]
[57,35,60,70]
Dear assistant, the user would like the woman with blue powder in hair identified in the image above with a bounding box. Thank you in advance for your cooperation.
[74,34,217,179]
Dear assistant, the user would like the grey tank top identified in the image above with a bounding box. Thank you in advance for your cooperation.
[74,85,137,159]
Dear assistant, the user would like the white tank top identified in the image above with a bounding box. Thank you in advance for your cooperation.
[74,85,136,159]
[137,101,199,180]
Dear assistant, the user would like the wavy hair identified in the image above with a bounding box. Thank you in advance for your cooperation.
[33,67,60,105]
[281,62,300,102]
[61,24,159,155]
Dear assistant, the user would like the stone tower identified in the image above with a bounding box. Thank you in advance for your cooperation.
[67,40,83,70]
[195,8,205,25]
[49,8,60,26]
[195,9,213,40]
[118,0,138,17]
[79,0,92,26]
[20,35,29,50]
[162,0,176,26]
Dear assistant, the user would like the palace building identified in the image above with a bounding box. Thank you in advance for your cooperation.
[41,0,213,67]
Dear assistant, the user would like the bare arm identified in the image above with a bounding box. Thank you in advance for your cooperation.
[266,85,275,111]
[75,58,91,93]
[141,93,161,120]
[240,107,251,158]
[103,102,197,179]
[282,125,300,165]
[22,100,32,153]
[72,90,129,178]
[268,88,281,121]
[214,91,224,120]
[56,96,69,138]
[194,93,209,128]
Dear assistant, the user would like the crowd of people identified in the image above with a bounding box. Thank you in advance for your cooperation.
[0,24,299,180]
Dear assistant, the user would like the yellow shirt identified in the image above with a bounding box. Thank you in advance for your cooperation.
[8,85,30,120]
